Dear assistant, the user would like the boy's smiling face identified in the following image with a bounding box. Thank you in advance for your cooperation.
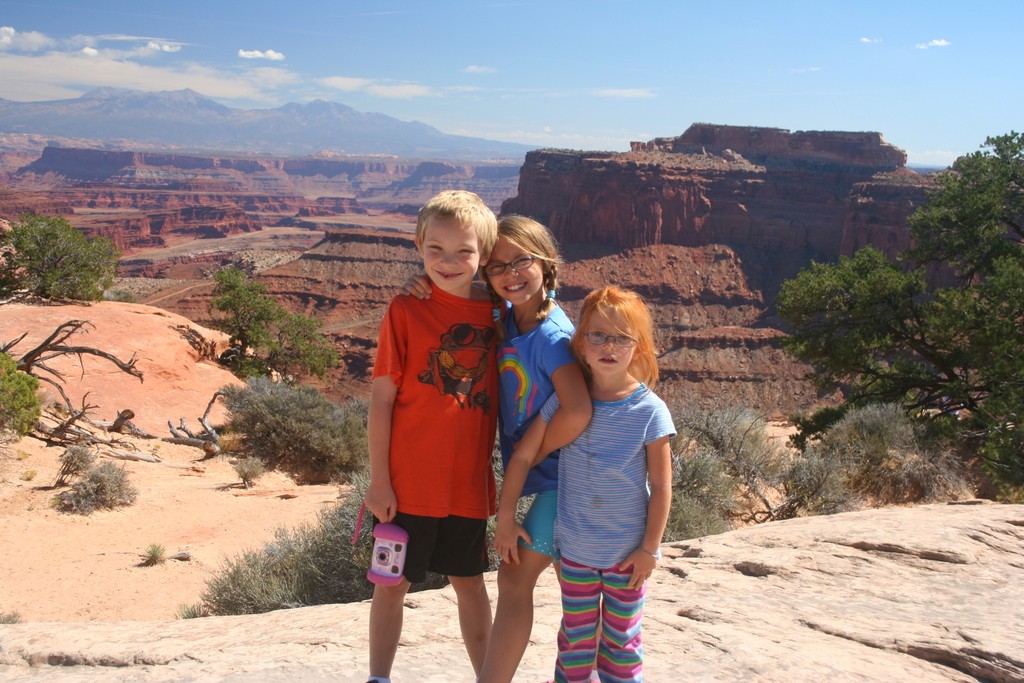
[416,216,487,299]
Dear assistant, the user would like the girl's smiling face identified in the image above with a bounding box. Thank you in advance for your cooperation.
[485,236,545,308]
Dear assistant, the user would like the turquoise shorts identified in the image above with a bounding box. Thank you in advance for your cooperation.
[520,489,558,560]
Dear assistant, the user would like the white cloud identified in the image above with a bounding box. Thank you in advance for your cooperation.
[463,65,496,74]
[81,47,99,57]
[860,37,882,44]
[0,51,287,104]
[238,49,285,61]
[366,83,436,99]
[0,26,56,52]
[145,41,181,54]
[916,38,951,49]
[591,88,656,99]
[789,66,824,73]
[321,75,375,91]
[321,75,436,99]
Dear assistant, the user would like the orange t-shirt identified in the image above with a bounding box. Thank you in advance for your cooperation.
[372,284,498,519]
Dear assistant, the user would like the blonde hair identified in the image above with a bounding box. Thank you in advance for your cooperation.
[415,190,498,256]
[571,286,659,388]
[483,215,562,342]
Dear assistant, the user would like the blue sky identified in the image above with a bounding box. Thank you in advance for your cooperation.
[2,0,1020,166]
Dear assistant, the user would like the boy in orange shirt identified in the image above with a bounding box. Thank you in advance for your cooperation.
[364,190,499,683]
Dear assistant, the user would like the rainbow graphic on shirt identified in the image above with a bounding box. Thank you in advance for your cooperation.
[499,352,537,423]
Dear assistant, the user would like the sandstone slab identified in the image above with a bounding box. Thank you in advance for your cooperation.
[1,502,1021,682]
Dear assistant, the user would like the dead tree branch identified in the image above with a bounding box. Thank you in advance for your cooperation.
[4,320,143,411]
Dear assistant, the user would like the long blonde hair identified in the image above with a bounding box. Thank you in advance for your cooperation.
[483,215,562,342]
[571,286,659,388]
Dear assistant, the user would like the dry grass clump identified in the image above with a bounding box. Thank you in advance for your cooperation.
[56,461,138,515]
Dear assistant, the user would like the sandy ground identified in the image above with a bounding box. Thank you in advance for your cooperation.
[0,434,342,623]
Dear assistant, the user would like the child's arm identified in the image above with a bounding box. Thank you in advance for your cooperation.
[621,435,673,590]
[494,414,550,565]
[535,361,592,457]
[364,376,399,522]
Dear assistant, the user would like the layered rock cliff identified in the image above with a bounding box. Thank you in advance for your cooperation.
[503,124,934,286]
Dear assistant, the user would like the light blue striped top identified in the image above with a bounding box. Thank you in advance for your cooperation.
[543,385,675,568]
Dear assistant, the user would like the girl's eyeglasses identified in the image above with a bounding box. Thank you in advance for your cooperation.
[483,255,536,277]
[584,331,638,349]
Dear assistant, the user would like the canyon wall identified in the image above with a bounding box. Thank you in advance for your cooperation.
[503,124,933,278]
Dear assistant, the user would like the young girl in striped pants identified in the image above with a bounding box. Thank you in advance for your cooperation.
[496,286,674,683]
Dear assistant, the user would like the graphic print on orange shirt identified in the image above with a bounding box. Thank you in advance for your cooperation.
[418,322,495,411]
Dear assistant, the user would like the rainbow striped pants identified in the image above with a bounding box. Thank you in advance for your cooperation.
[554,557,645,683]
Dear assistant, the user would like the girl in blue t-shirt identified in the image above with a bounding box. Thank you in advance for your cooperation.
[404,214,592,682]
[496,285,674,683]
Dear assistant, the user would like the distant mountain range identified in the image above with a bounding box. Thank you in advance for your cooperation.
[0,88,535,161]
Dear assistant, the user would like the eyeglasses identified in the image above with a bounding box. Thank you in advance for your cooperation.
[483,255,537,277]
[584,331,638,349]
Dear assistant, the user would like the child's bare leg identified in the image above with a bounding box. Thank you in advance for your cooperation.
[369,580,410,678]
[448,574,492,676]
[478,547,553,683]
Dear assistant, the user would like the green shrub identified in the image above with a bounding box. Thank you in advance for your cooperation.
[671,404,790,523]
[54,445,97,487]
[141,543,166,567]
[221,378,367,483]
[810,403,971,504]
[664,446,735,540]
[0,214,119,301]
[104,289,139,303]
[778,449,858,518]
[57,462,138,515]
[233,457,267,488]
[177,603,209,619]
[200,473,374,615]
[0,352,41,437]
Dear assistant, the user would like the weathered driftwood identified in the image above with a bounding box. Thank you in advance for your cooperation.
[6,317,228,456]
[3,320,142,410]
[86,409,161,439]
[101,449,162,463]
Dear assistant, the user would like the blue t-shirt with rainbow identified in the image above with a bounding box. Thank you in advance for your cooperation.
[497,302,577,496]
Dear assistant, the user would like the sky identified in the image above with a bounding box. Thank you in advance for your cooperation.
[1,1,1021,167]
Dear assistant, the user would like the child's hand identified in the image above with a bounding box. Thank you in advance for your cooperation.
[400,273,431,299]
[364,481,398,523]
[620,548,658,590]
[494,516,532,565]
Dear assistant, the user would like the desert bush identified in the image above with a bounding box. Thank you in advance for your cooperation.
[56,462,138,515]
[0,352,41,437]
[233,457,266,488]
[20,469,36,481]
[104,289,139,303]
[141,543,166,567]
[777,449,858,518]
[664,446,735,541]
[177,603,209,619]
[809,403,971,504]
[200,472,375,615]
[54,444,97,487]
[0,610,21,624]
[672,404,790,523]
[221,378,367,483]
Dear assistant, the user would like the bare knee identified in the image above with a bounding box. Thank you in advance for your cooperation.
[372,581,409,608]
[496,550,551,597]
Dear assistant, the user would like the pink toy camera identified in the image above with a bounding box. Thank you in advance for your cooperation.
[367,523,408,586]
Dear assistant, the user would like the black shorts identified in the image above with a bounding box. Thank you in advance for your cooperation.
[384,512,489,584]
